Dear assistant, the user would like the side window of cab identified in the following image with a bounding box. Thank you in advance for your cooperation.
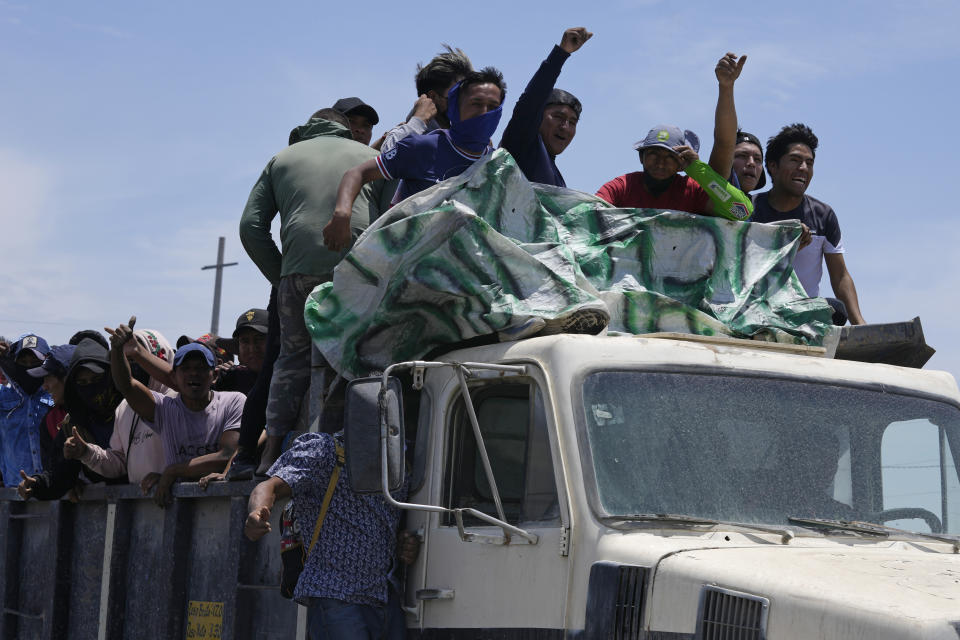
[443,382,560,526]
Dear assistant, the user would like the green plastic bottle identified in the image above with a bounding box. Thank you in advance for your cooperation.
[684,160,753,222]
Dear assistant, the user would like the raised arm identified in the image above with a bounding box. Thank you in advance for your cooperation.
[125,336,177,391]
[708,53,746,177]
[106,317,157,423]
[380,96,437,154]
[325,158,386,252]
[500,27,591,151]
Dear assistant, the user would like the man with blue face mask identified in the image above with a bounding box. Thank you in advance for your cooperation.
[324,67,507,252]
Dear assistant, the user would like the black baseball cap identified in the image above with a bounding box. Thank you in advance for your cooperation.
[332,97,379,125]
[216,308,268,354]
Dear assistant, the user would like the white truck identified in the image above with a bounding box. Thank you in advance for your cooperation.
[344,328,960,639]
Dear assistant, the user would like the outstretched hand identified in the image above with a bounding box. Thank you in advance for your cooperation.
[560,27,593,54]
[105,316,137,352]
[244,505,272,540]
[715,52,746,87]
[63,426,89,460]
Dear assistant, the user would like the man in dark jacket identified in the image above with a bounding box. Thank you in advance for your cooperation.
[499,27,592,187]
[17,338,123,500]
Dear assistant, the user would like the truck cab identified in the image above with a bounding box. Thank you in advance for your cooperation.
[351,332,960,638]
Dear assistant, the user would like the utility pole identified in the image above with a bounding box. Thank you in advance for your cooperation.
[201,236,238,335]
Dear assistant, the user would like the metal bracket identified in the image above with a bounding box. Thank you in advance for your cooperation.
[412,364,425,390]
[559,525,570,556]
[416,589,455,601]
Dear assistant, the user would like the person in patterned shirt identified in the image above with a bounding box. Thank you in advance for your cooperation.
[245,432,409,639]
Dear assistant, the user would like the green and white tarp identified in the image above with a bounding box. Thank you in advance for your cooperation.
[305,149,833,379]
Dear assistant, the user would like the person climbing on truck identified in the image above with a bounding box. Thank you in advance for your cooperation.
[325,66,507,251]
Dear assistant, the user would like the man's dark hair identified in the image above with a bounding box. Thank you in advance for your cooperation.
[415,45,473,96]
[546,88,582,118]
[460,67,507,103]
[69,329,108,350]
[308,108,350,128]
[766,123,818,166]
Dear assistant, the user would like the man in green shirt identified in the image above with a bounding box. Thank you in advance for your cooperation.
[239,108,394,474]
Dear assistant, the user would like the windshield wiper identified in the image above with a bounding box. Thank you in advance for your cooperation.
[788,516,960,551]
[787,516,890,537]
[605,514,795,543]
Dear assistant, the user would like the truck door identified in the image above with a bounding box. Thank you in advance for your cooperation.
[419,379,569,636]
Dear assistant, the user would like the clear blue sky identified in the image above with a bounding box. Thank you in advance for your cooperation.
[2,1,958,380]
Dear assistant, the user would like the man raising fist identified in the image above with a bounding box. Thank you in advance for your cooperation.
[500,27,593,187]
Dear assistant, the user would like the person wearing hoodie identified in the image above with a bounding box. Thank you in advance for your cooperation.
[17,338,124,501]
[0,334,54,487]
[240,108,395,474]
[327,67,507,245]
[25,344,75,469]
[499,27,592,187]
[64,329,174,485]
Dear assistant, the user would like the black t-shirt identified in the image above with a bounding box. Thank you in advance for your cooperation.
[751,192,845,296]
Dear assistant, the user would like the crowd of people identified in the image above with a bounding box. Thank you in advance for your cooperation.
[0,26,868,639]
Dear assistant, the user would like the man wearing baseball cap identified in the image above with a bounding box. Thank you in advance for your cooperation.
[332,97,380,146]
[596,53,749,217]
[106,317,245,507]
[0,334,54,486]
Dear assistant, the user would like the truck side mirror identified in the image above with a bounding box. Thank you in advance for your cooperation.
[344,376,405,494]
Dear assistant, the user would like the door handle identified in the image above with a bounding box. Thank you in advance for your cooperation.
[416,589,455,601]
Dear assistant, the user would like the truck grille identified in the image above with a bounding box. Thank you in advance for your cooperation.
[613,565,646,638]
[585,562,648,639]
[696,586,769,640]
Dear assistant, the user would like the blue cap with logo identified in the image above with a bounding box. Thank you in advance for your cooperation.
[633,125,700,154]
[27,344,76,378]
[173,343,215,369]
[11,334,51,361]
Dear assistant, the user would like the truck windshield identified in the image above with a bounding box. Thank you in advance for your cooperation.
[580,371,960,536]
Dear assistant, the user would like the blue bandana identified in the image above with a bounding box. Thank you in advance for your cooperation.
[446,81,503,154]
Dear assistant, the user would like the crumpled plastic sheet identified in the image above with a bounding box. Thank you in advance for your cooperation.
[305,149,833,379]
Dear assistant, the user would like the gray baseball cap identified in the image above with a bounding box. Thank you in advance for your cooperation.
[633,125,700,154]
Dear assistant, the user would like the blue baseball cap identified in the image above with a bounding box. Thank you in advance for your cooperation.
[11,334,51,361]
[633,125,700,154]
[27,344,76,378]
[173,343,215,369]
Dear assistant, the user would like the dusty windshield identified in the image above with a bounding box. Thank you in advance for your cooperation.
[580,371,960,536]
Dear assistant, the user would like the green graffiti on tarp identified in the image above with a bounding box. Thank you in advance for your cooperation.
[305,149,833,379]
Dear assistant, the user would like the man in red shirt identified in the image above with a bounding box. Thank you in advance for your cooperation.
[596,53,746,215]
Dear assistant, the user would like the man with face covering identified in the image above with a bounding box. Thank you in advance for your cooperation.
[26,344,74,470]
[325,67,508,251]
[63,329,174,485]
[17,338,124,500]
[499,27,591,187]
[0,334,54,486]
